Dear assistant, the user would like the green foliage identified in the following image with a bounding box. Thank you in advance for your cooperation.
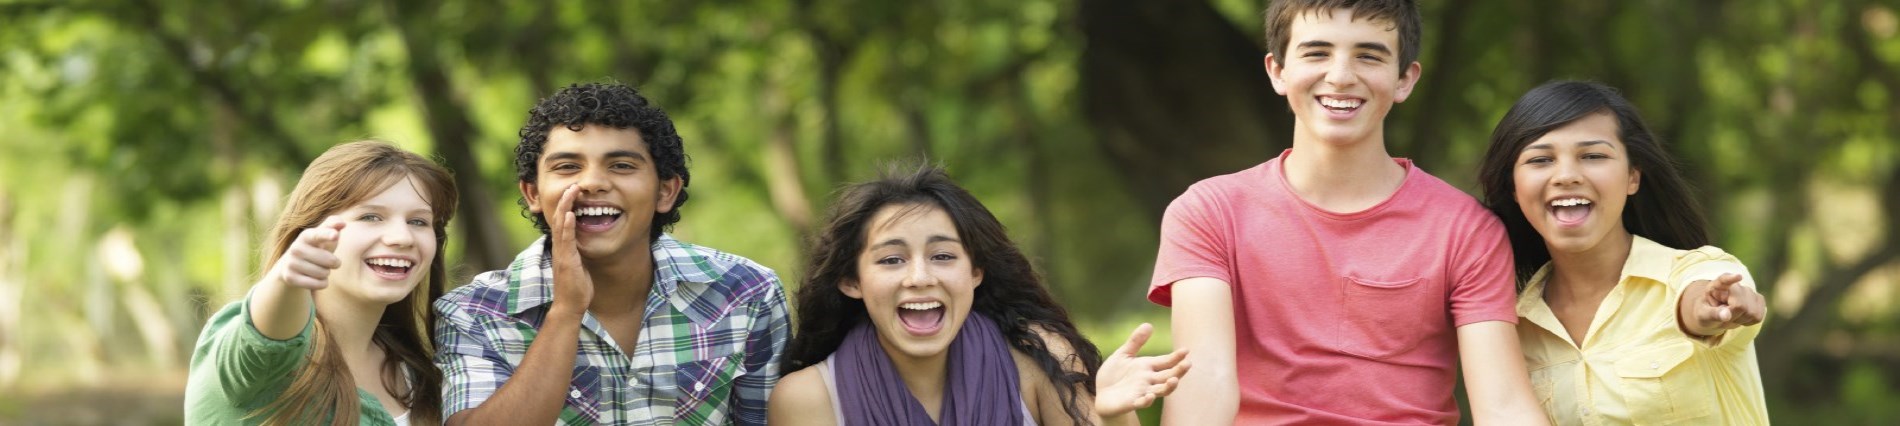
[2,0,1897,422]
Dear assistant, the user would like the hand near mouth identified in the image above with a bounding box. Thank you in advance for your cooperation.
[1094,323,1192,422]
[274,215,346,290]
[549,184,596,314]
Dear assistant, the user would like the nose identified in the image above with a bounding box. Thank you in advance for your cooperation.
[383,223,416,248]
[576,166,611,194]
[901,260,939,289]
[1551,158,1584,188]
[1323,55,1354,88]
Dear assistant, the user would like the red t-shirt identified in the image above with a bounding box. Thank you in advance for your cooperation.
[1150,150,1518,425]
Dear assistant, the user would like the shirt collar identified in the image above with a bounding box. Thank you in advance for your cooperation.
[502,234,719,320]
[1516,234,1676,315]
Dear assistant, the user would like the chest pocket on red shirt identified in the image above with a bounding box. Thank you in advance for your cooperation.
[1333,276,1440,359]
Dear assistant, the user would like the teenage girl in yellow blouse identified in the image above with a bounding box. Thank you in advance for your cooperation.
[1477,80,1769,425]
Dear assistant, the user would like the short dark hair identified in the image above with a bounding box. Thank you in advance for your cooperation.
[1263,0,1423,77]
[1477,80,1712,286]
[514,82,691,241]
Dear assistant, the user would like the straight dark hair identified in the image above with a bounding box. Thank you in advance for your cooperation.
[1477,81,1711,286]
[781,163,1105,425]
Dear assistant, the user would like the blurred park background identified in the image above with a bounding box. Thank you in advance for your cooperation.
[1,0,1897,424]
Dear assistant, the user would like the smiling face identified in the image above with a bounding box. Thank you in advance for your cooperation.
[1266,9,1420,148]
[323,175,439,307]
[520,125,681,261]
[839,203,983,362]
[1512,112,1642,256]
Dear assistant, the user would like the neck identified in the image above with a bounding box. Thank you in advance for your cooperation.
[1545,229,1635,301]
[1282,135,1404,211]
[584,239,656,315]
[314,292,390,368]
[881,337,948,419]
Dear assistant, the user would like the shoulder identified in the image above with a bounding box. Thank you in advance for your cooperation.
[1403,168,1492,215]
[1175,162,1273,204]
[768,365,836,424]
[1666,242,1751,287]
[434,269,515,318]
[661,236,785,299]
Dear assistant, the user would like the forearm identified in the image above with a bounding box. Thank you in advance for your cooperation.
[448,307,585,426]
[1160,369,1237,425]
[247,278,312,340]
[1457,321,1550,426]
[1099,411,1140,426]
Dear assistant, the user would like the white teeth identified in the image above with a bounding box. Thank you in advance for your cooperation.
[368,258,412,268]
[1550,198,1592,207]
[1320,97,1363,109]
[576,206,623,217]
[899,302,943,311]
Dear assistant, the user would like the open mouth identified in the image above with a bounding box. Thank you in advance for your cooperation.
[1318,96,1364,114]
[1549,198,1593,226]
[366,257,414,280]
[574,206,623,233]
[897,301,946,336]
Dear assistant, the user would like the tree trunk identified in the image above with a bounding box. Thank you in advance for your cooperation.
[386,0,516,274]
[1078,0,1288,220]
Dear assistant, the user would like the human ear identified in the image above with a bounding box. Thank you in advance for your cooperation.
[838,277,864,299]
[519,181,541,213]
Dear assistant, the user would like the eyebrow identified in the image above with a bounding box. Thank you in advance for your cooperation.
[871,235,963,249]
[542,150,649,164]
[1294,41,1392,56]
[357,203,433,216]
[1522,140,1614,151]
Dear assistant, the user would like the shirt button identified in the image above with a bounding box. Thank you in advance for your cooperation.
[1650,362,1659,370]
[694,382,705,392]
[570,389,582,398]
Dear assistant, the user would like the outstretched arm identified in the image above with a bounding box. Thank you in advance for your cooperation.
[1678,273,1766,343]
[1092,323,1191,426]
[249,216,345,340]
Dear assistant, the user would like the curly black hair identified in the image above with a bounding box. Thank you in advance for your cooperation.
[514,82,691,241]
[781,163,1106,425]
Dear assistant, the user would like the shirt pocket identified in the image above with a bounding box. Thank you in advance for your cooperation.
[673,353,742,421]
[1334,276,1439,359]
[1614,340,1712,425]
[562,365,606,424]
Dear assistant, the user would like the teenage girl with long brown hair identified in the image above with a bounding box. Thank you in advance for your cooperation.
[185,141,457,425]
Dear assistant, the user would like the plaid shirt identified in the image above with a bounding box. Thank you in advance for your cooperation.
[434,234,790,425]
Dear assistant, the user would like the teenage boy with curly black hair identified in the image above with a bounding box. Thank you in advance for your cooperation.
[434,82,790,425]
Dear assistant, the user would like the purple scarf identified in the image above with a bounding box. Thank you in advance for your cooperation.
[833,312,1026,425]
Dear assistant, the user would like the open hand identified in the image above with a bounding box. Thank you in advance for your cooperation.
[1094,323,1191,418]
[272,216,345,290]
[549,184,595,310]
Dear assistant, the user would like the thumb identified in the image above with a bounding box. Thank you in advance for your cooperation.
[1117,323,1154,357]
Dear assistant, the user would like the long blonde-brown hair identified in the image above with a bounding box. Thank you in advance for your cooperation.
[251,141,455,425]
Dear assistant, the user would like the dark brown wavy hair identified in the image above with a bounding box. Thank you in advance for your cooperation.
[781,163,1106,424]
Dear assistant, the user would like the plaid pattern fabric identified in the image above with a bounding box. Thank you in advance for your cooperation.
[435,234,790,425]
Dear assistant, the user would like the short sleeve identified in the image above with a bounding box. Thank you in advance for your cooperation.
[1448,214,1520,327]
[433,297,513,418]
[732,275,790,425]
[1149,186,1235,307]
